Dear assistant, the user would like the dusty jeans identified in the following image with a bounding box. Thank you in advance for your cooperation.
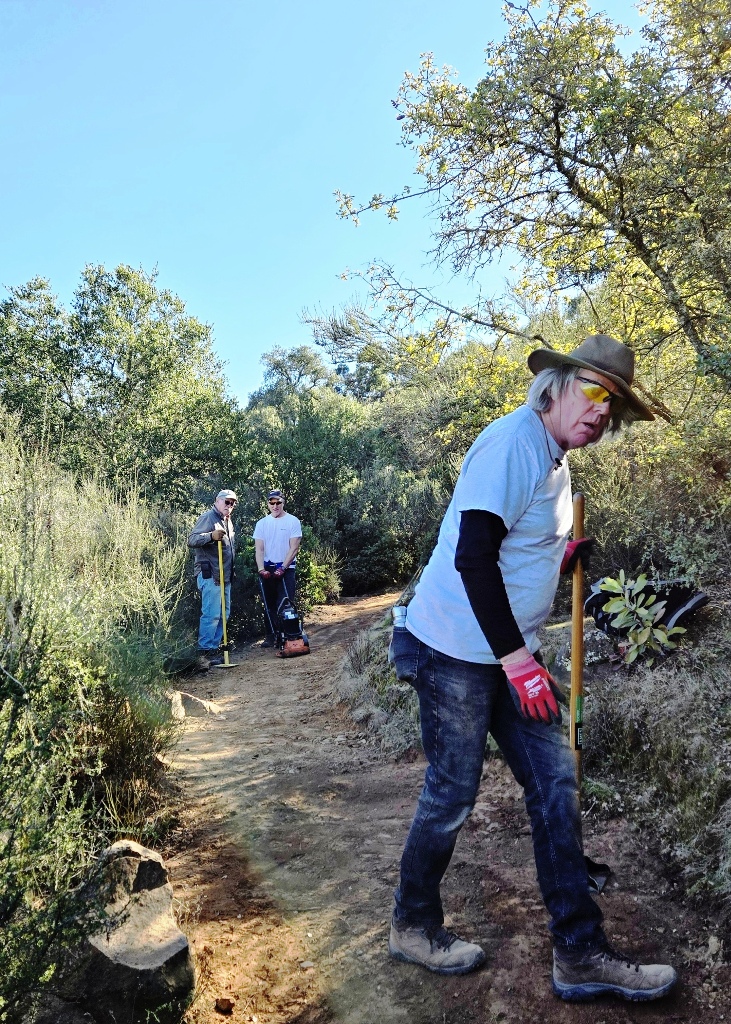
[389,626,605,957]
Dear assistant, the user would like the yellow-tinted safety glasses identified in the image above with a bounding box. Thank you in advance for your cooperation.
[576,376,621,406]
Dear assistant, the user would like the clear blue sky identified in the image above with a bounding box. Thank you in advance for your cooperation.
[0,0,644,405]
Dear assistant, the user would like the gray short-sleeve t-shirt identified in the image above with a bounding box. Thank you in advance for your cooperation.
[405,405,571,664]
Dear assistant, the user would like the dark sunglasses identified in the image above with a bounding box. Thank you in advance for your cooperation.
[224,499,237,506]
[268,499,283,505]
[576,376,621,406]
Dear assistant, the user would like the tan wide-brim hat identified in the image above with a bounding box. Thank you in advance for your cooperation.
[528,334,654,421]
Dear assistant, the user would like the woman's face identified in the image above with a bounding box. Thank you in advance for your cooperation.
[545,371,620,450]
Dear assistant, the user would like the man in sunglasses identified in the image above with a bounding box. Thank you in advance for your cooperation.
[253,490,302,647]
[389,336,678,1002]
[187,488,238,668]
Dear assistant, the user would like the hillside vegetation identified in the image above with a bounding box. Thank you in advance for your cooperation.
[0,418,187,1017]
[2,0,731,1017]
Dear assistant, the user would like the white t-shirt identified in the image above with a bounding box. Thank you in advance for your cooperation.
[253,511,303,565]
[406,405,572,664]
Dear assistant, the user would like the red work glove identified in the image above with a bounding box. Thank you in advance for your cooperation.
[273,567,285,578]
[503,655,562,724]
[560,537,595,575]
[258,569,271,579]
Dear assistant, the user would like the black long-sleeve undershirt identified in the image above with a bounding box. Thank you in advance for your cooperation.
[454,509,525,659]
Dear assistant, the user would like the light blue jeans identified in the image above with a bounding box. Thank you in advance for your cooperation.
[196,573,231,652]
[389,626,606,956]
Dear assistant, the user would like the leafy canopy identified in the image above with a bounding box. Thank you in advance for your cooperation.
[338,0,731,387]
[0,265,241,502]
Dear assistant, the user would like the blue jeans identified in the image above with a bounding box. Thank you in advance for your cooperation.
[389,627,605,956]
[197,573,231,651]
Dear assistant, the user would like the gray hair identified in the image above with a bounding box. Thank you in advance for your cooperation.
[526,365,629,438]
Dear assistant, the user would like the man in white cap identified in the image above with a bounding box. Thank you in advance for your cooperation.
[388,336,678,1002]
[187,488,238,667]
[253,489,302,647]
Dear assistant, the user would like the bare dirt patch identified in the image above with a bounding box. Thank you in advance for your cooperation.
[166,593,730,1023]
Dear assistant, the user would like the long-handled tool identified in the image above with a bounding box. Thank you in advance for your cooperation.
[571,492,611,894]
[212,540,236,669]
[570,493,585,782]
[257,573,279,641]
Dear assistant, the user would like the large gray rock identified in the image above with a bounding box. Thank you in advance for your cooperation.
[53,840,195,1024]
[165,689,221,719]
[178,691,221,717]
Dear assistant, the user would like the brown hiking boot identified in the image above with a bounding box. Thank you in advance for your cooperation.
[552,945,677,1002]
[389,919,485,975]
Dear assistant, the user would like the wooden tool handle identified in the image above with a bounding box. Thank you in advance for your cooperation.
[570,493,585,780]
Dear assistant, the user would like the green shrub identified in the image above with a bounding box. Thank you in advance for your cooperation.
[295,526,342,611]
[597,571,685,665]
[335,467,446,594]
[0,418,187,1018]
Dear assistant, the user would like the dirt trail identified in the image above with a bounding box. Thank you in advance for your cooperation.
[167,593,729,1024]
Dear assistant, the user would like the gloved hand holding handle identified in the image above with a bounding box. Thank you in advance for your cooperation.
[560,537,595,575]
[502,653,562,724]
[273,563,285,578]
[258,568,271,579]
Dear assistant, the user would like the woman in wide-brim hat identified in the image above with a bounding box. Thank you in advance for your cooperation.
[387,327,675,1003]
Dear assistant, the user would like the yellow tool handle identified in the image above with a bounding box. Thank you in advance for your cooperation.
[217,540,230,667]
[570,493,585,785]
